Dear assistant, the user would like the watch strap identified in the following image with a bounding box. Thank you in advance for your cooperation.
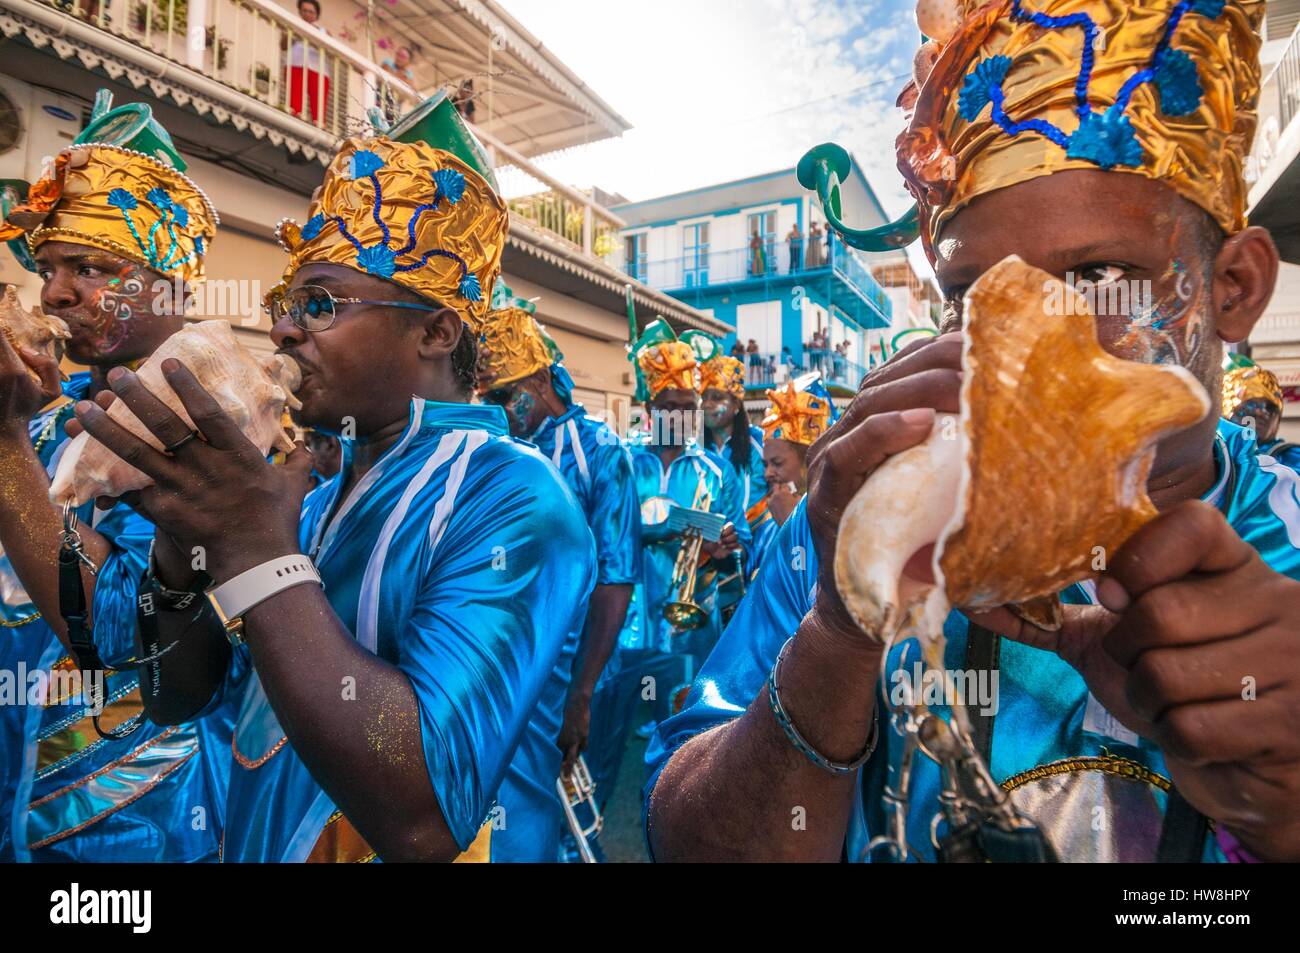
[207,555,321,627]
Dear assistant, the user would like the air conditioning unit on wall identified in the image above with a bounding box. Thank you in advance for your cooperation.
[0,76,83,296]
[0,75,84,183]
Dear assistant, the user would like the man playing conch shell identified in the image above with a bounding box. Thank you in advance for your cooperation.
[68,97,597,862]
[646,0,1300,862]
[0,99,235,862]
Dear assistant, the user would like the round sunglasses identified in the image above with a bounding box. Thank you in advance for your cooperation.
[265,284,442,331]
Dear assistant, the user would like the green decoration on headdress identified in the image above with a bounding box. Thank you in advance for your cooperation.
[629,317,680,403]
[796,143,919,251]
[491,280,537,315]
[680,330,723,364]
[76,89,187,172]
[385,90,500,193]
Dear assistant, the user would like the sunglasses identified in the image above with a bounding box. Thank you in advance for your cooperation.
[265,284,441,331]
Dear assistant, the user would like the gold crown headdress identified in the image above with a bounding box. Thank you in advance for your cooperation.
[762,374,837,446]
[478,282,553,391]
[275,135,506,330]
[1222,358,1283,417]
[699,355,746,398]
[0,90,216,285]
[630,319,699,400]
[0,147,217,285]
[895,0,1264,256]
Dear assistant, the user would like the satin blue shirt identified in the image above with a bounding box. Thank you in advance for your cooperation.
[530,406,641,689]
[619,442,752,656]
[1,373,234,863]
[221,399,596,862]
[646,421,1300,862]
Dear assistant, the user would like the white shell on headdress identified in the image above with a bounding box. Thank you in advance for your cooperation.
[49,320,302,506]
[916,0,963,44]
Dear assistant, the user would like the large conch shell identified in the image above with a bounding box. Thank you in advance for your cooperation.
[50,321,301,506]
[0,284,69,379]
[834,257,1211,655]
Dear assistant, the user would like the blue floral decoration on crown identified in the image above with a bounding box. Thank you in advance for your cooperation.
[304,149,481,303]
[105,185,198,274]
[957,0,1224,171]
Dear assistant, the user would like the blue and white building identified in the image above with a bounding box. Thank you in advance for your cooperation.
[612,160,937,393]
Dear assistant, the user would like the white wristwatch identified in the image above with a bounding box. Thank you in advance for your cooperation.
[207,555,322,641]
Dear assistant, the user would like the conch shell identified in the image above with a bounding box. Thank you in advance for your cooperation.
[0,284,69,379]
[50,321,302,506]
[834,257,1211,654]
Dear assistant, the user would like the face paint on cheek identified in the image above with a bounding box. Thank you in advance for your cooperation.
[1104,267,1206,368]
[506,390,535,432]
[83,266,152,354]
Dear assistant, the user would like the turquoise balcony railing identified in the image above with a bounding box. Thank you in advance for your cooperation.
[630,233,893,329]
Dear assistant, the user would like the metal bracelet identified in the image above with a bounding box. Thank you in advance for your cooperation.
[767,636,878,775]
[146,540,209,611]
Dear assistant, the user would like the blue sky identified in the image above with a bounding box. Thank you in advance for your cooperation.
[499,0,922,218]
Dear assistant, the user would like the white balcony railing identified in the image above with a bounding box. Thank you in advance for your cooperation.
[33,0,420,137]
[1252,21,1300,183]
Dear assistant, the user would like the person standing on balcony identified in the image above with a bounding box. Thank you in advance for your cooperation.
[476,286,641,862]
[0,115,231,862]
[380,45,416,124]
[286,0,331,125]
[745,337,761,384]
[806,221,824,268]
[787,223,803,274]
[748,230,766,277]
[382,45,415,85]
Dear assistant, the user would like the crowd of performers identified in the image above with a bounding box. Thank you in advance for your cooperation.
[1,0,1299,863]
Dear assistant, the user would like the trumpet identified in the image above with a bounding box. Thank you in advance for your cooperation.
[663,485,714,632]
[664,527,708,631]
[556,755,603,864]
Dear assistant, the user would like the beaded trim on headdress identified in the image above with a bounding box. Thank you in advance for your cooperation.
[2,142,218,284]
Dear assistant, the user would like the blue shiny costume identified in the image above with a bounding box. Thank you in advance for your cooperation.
[1,373,235,862]
[585,441,753,816]
[220,399,595,862]
[528,399,641,858]
[620,442,752,659]
[708,423,766,517]
[647,421,1300,862]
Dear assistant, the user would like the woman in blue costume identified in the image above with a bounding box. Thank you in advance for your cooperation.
[69,99,597,862]
[749,374,837,577]
[646,0,1300,863]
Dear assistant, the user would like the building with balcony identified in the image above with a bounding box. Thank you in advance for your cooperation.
[0,0,723,425]
[611,163,938,399]
[1247,0,1300,440]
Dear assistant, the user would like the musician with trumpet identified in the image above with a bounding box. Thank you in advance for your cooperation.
[616,321,750,725]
